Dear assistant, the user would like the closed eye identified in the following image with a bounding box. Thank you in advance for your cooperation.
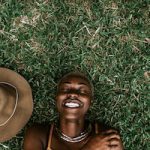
[80,90,86,94]
[79,89,90,95]
[60,88,69,92]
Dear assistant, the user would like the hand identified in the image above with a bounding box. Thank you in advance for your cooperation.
[81,130,123,150]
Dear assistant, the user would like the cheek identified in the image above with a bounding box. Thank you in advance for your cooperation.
[55,94,66,106]
[83,94,91,103]
[82,97,91,110]
[86,100,91,110]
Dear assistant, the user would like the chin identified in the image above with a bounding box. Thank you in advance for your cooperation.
[59,112,85,120]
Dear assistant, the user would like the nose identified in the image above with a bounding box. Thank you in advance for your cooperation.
[67,89,78,99]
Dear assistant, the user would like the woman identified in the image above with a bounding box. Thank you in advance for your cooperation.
[23,72,123,150]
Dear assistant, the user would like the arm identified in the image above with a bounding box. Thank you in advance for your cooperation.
[23,125,45,150]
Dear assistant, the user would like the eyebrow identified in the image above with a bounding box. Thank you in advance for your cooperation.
[62,82,88,86]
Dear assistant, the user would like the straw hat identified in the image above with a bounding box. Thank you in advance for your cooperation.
[0,67,33,142]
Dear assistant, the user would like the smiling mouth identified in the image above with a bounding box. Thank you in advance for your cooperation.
[63,99,83,108]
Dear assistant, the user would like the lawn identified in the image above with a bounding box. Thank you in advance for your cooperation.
[0,0,149,149]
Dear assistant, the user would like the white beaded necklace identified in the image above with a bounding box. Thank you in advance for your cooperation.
[55,124,92,143]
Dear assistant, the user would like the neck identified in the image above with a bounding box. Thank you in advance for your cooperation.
[59,117,85,138]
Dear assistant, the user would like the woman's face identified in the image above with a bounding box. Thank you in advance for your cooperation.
[55,74,93,120]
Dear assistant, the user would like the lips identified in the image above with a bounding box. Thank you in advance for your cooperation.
[63,99,83,108]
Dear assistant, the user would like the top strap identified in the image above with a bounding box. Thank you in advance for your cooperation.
[95,122,99,134]
[47,123,54,150]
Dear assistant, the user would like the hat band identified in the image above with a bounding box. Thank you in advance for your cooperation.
[0,82,18,127]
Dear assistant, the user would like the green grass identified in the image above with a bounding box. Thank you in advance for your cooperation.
[0,0,150,149]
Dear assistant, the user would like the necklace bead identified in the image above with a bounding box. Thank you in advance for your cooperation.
[55,124,92,143]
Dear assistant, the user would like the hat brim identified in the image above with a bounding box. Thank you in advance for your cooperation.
[0,68,33,142]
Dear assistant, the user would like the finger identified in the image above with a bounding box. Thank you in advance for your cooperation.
[101,129,118,136]
[109,145,120,150]
[106,144,120,150]
[104,134,121,142]
[108,138,120,145]
[110,134,121,140]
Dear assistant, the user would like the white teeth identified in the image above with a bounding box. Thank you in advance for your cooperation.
[64,102,80,108]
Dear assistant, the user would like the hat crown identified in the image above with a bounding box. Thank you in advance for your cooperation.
[0,82,17,126]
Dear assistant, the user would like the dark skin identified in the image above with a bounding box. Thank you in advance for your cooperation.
[23,73,123,150]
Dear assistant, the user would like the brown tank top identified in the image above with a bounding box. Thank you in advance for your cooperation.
[46,123,99,150]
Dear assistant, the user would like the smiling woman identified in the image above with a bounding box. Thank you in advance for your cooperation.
[56,72,92,121]
[23,72,124,150]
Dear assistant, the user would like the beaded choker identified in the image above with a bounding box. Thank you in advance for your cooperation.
[55,124,92,143]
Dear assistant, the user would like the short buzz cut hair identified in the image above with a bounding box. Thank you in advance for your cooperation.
[57,71,94,97]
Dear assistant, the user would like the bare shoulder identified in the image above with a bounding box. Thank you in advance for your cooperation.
[23,123,51,150]
[25,123,50,135]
